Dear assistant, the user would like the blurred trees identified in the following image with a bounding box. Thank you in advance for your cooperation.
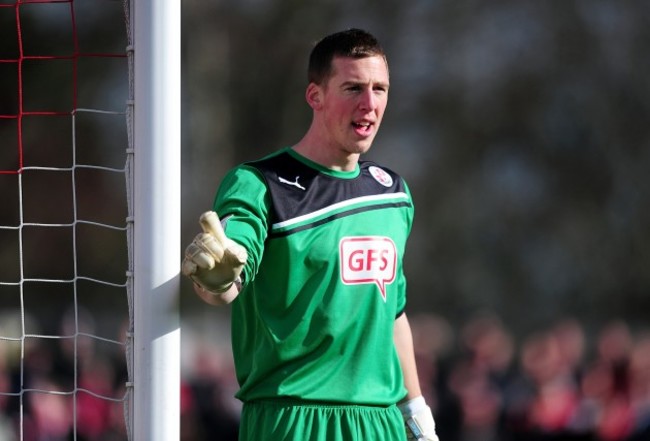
[182,0,650,334]
[1,0,647,337]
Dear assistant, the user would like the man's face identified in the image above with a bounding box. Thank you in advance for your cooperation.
[317,55,389,156]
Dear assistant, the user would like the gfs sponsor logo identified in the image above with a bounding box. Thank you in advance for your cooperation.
[339,236,397,301]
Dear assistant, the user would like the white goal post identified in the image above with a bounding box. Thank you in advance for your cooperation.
[131,1,181,440]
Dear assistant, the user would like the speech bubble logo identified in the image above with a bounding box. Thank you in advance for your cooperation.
[339,236,397,301]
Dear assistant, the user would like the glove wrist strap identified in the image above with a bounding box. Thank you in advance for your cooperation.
[194,276,241,295]
[398,396,427,417]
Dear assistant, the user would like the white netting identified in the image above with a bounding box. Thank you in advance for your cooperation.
[0,1,134,440]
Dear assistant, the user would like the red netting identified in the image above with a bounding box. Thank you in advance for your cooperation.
[0,0,126,174]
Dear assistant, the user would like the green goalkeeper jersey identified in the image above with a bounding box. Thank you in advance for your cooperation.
[213,147,414,406]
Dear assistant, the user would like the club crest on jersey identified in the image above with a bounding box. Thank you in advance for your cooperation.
[369,166,393,187]
[339,236,397,301]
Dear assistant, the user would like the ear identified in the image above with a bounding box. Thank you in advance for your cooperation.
[305,83,323,110]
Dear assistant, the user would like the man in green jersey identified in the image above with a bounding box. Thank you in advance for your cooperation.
[183,29,440,441]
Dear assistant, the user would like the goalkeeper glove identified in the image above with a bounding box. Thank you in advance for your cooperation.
[399,396,439,441]
[182,211,247,294]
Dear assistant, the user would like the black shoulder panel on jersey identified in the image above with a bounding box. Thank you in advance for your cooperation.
[246,150,408,228]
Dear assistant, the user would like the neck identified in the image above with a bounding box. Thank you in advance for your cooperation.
[293,132,360,172]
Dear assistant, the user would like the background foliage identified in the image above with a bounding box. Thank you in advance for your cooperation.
[181,0,650,336]
[0,0,648,348]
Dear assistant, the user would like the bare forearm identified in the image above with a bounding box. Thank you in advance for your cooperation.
[394,313,422,400]
[395,313,441,439]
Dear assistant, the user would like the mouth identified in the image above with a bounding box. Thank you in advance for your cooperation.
[352,121,374,136]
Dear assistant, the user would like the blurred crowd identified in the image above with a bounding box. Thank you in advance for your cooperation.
[0,310,129,441]
[409,313,650,441]
[2,310,650,441]
[180,312,650,441]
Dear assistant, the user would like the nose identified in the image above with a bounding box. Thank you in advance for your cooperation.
[358,89,378,112]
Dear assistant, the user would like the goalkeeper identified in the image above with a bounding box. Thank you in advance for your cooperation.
[183,28,439,441]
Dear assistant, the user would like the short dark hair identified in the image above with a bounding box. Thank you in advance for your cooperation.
[308,28,387,85]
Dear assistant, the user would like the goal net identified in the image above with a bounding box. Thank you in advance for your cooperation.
[0,1,180,440]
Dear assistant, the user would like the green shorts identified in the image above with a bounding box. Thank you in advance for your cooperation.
[239,400,406,441]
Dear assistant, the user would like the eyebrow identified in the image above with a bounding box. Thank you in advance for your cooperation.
[340,80,390,89]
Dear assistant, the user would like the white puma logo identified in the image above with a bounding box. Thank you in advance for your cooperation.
[278,175,306,191]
